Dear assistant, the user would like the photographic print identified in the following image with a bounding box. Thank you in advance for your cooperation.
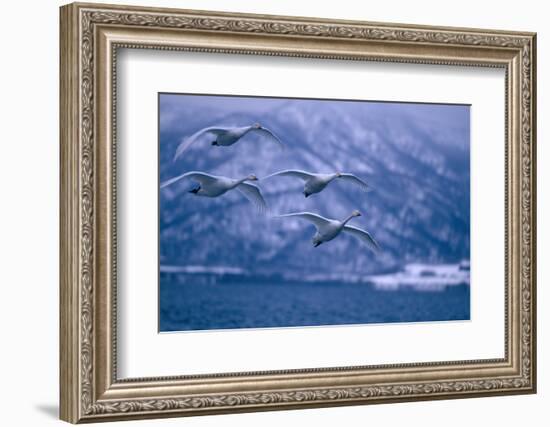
[159,93,470,332]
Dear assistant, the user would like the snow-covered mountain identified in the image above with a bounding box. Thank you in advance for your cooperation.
[159,94,470,278]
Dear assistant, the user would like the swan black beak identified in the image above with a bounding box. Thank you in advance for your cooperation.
[211,141,219,146]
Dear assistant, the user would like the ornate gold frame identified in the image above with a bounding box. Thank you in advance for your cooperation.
[60,2,537,423]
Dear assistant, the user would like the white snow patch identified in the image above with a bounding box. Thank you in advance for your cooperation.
[368,261,470,291]
[160,265,245,275]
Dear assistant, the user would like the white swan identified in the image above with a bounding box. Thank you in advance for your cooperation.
[174,123,283,159]
[276,210,379,251]
[161,171,268,212]
[263,170,370,197]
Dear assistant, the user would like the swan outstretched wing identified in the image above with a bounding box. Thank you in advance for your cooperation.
[339,174,371,192]
[250,127,284,148]
[343,225,380,252]
[276,212,331,230]
[160,171,219,189]
[263,170,314,181]
[174,126,227,160]
[237,182,268,213]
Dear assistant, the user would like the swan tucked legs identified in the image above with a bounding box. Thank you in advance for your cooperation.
[276,210,379,252]
[262,169,370,197]
[161,171,268,213]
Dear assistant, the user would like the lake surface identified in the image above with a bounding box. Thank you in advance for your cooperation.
[159,279,470,332]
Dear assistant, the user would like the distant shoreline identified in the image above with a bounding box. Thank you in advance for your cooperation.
[160,260,470,292]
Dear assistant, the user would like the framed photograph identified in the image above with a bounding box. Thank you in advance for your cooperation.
[60,2,537,423]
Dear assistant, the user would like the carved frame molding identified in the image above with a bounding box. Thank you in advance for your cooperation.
[60,2,536,423]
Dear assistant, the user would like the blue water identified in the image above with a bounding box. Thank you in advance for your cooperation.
[159,279,470,332]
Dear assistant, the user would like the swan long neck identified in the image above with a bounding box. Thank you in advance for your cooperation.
[342,214,356,225]
[227,177,247,189]
[244,125,256,135]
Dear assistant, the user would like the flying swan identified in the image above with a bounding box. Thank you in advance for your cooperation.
[276,210,379,251]
[263,170,370,197]
[160,171,268,213]
[174,123,283,160]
